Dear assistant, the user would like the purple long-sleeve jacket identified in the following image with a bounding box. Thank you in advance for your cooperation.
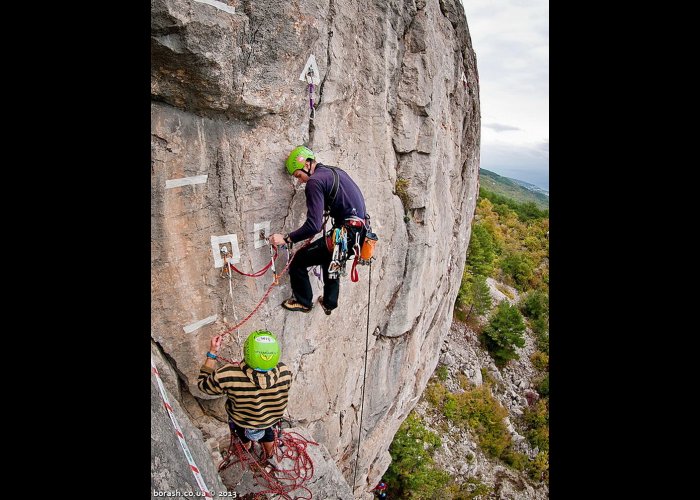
[288,163,366,243]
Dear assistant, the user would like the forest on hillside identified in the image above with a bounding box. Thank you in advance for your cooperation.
[479,169,549,211]
[382,188,550,499]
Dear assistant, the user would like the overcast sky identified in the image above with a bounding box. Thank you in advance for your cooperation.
[460,0,549,191]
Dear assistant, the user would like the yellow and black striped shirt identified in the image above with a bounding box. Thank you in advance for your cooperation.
[198,361,292,429]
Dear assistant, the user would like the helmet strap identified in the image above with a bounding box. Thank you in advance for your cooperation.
[305,158,315,176]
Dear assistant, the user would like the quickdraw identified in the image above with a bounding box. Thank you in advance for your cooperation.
[219,246,242,353]
[306,68,316,120]
[327,226,348,279]
[269,242,279,285]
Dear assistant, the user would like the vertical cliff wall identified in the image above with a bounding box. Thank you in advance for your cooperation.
[151,0,480,494]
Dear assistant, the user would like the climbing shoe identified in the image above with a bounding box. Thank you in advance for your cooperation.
[318,296,332,315]
[281,298,311,313]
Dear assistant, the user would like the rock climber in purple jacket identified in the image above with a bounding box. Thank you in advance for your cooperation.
[270,145,367,315]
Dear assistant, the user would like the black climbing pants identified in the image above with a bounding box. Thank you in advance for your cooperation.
[289,226,364,310]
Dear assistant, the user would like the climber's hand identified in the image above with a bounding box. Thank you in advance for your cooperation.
[210,335,223,353]
[269,233,286,246]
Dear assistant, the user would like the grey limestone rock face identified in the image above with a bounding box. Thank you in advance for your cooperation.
[151,355,227,499]
[151,0,480,493]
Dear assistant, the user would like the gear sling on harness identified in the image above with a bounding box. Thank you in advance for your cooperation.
[321,166,375,281]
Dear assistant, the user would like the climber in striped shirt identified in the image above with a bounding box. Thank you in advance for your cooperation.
[198,330,292,460]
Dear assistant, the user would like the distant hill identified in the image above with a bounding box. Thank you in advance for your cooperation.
[479,169,549,210]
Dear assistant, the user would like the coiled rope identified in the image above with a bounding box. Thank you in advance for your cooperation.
[218,424,318,499]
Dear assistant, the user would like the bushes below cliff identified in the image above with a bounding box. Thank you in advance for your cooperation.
[384,413,450,499]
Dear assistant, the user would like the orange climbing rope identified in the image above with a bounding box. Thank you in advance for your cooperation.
[218,424,318,499]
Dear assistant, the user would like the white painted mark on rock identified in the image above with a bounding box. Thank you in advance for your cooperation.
[253,221,271,249]
[183,314,218,334]
[165,174,208,189]
[211,234,240,268]
[299,54,321,85]
[194,0,235,15]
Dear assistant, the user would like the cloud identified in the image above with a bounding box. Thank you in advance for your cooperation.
[460,0,548,129]
[480,141,549,191]
[459,0,549,189]
[484,123,521,132]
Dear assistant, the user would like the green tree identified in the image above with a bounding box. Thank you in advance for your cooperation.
[522,289,549,353]
[384,413,451,499]
[483,301,526,365]
[456,273,493,320]
[523,398,549,452]
[499,252,534,290]
[466,224,496,276]
[522,289,549,321]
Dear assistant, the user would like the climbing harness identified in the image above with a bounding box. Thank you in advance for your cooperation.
[320,165,356,280]
[218,421,318,500]
[352,260,372,491]
[326,213,376,282]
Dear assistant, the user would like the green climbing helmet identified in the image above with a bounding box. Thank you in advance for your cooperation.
[244,330,280,371]
[286,145,315,175]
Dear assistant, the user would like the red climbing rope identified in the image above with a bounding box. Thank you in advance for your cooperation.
[218,425,318,499]
[219,238,312,340]
[215,238,314,364]
[210,239,323,496]
[228,247,279,277]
